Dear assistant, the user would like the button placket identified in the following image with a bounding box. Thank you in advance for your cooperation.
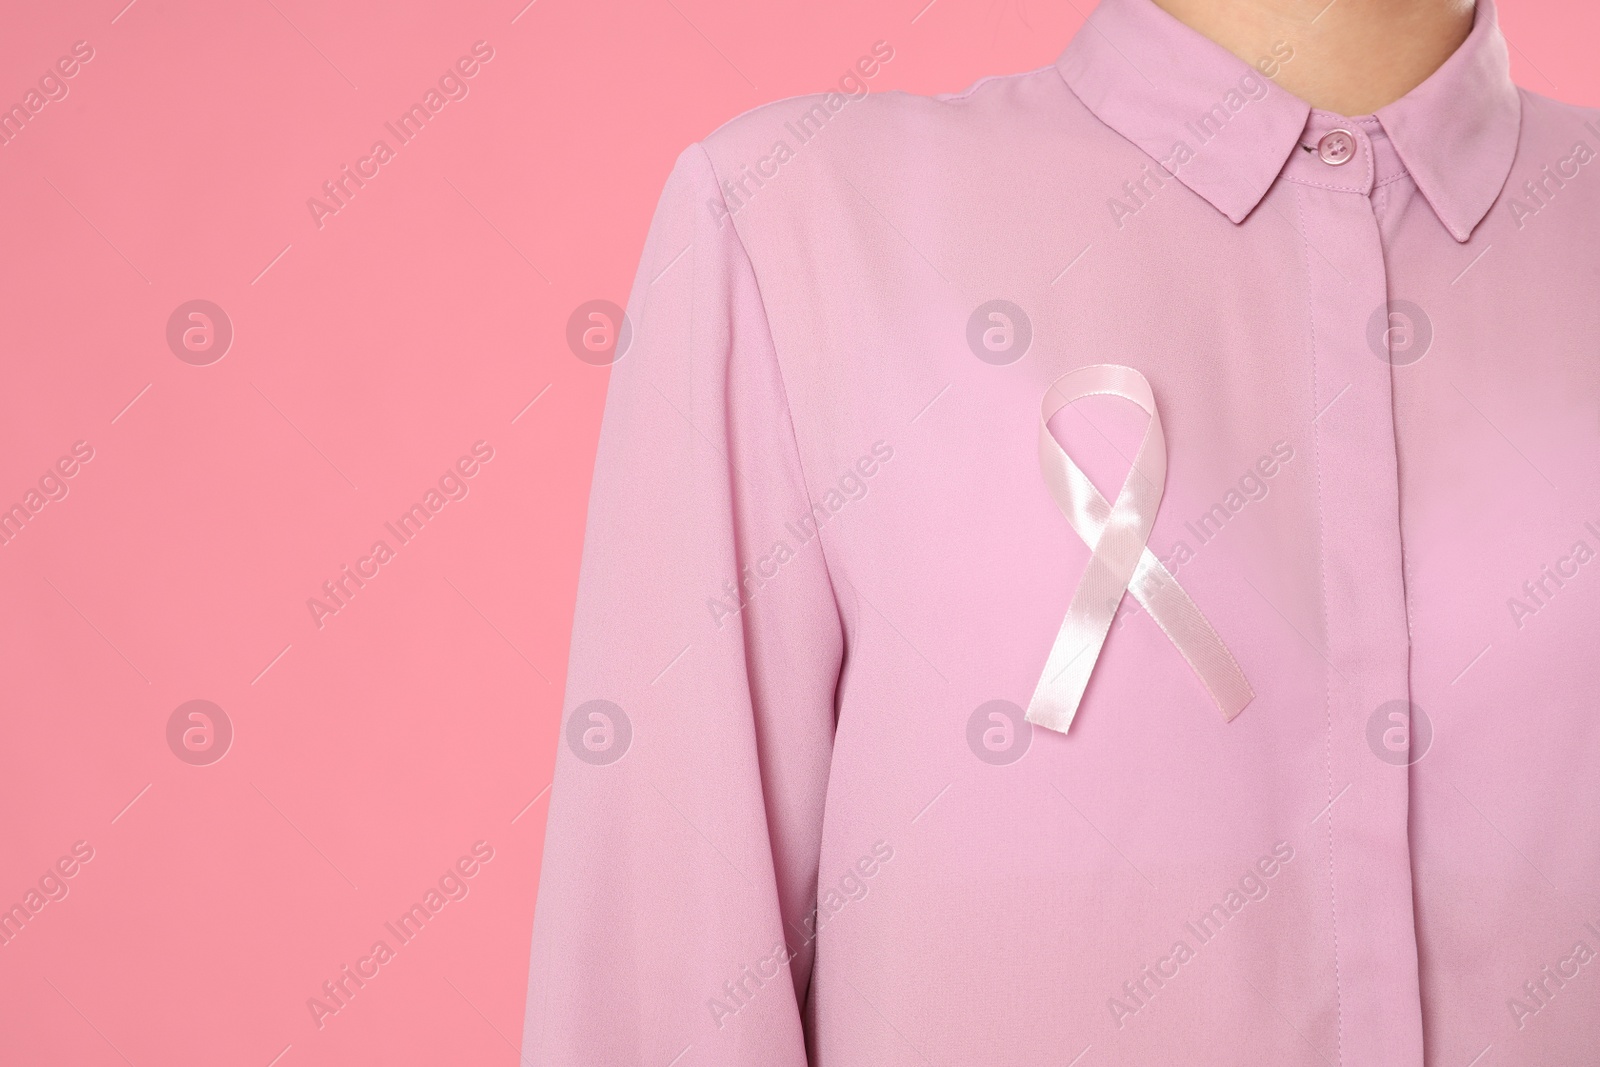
[1284,125,1426,1066]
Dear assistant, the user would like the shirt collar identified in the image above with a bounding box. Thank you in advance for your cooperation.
[1056,0,1521,242]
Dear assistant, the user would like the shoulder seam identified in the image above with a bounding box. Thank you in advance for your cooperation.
[937,61,1060,103]
[688,141,850,640]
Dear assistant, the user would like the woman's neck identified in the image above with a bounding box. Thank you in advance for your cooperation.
[1149,0,1477,115]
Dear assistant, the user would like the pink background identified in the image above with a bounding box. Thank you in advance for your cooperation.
[0,1,1593,1064]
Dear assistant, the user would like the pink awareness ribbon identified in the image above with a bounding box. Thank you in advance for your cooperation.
[1026,364,1255,734]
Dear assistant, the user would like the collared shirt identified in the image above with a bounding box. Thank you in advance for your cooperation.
[524,1,1600,1063]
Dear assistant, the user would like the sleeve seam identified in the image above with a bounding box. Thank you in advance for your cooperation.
[691,140,850,645]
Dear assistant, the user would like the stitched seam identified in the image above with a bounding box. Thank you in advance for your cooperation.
[1279,173,1370,194]
[1286,130,1374,194]
[1295,183,1345,1067]
[939,62,1058,103]
[697,141,849,1016]
[698,143,851,644]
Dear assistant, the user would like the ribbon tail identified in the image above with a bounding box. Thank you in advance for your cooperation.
[1025,558,1129,734]
[1024,616,1103,734]
[1128,549,1255,719]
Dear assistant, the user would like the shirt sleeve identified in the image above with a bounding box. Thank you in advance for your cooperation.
[521,142,845,1067]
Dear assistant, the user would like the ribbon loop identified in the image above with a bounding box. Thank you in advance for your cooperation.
[1026,364,1254,734]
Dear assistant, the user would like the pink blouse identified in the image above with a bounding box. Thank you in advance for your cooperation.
[524,0,1600,1063]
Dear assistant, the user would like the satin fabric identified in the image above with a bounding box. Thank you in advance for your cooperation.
[1027,364,1253,732]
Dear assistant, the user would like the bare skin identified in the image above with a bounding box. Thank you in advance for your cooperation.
[1150,0,1477,115]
